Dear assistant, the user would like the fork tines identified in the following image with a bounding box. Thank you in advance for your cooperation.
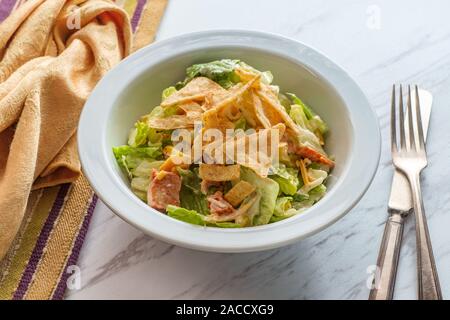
[391,85,426,154]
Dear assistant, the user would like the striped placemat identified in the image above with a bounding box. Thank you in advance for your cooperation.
[0,0,168,300]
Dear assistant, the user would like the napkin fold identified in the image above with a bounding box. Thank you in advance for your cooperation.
[0,0,132,260]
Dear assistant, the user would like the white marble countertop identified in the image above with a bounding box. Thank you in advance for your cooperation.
[67,0,450,299]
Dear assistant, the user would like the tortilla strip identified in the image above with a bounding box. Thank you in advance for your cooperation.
[256,84,333,164]
[179,101,203,114]
[161,77,226,107]
[161,93,205,108]
[202,75,260,134]
[146,113,201,129]
[252,91,272,129]
[256,84,300,136]
[203,124,285,177]
[234,67,259,83]
[235,91,261,128]
[207,75,260,113]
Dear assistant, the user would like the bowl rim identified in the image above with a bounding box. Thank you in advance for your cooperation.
[78,30,381,253]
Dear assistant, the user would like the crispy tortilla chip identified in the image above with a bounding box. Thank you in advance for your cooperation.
[146,113,201,129]
[252,91,272,129]
[235,90,261,128]
[161,77,226,108]
[202,75,260,134]
[202,110,235,134]
[199,164,240,181]
[203,124,285,177]
[235,67,257,82]
[179,101,203,114]
[224,181,256,207]
[208,75,260,113]
[256,84,299,135]
[256,83,332,163]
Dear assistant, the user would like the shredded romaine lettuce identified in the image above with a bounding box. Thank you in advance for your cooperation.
[161,86,177,101]
[178,59,241,89]
[289,104,325,153]
[309,183,327,202]
[128,159,162,202]
[278,93,291,112]
[234,117,247,130]
[167,205,206,226]
[238,61,273,84]
[298,168,327,195]
[289,104,309,129]
[166,205,242,228]
[270,165,299,196]
[270,197,298,223]
[131,177,150,193]
[178,168,210,215]
[144,105,178,120]
[286,93,328,135]
[128,122,150,147]
[292,183,327,211]
[240,167,279,225]
[177,59,273,89]
[132,159,163,177]
[112,145,162,178]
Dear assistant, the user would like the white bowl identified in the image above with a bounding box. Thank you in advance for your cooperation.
[78,30,380,253]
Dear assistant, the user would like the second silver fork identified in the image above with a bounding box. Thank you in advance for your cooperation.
[391,85,442,300]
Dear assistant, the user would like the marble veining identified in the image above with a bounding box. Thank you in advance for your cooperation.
[66,0,450,299]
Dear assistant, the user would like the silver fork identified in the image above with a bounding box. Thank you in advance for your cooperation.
[391,84,442,300]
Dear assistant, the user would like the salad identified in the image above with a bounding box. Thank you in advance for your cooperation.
[113,59,334,228]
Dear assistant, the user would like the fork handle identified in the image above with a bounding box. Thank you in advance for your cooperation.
[408,172,442,300]
[369,213,404,300]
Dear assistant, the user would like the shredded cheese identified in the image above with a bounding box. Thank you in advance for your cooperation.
[297,159,310,185]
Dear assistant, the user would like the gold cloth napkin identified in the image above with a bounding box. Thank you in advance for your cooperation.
[0,0,168,299]
[0,0,132,260]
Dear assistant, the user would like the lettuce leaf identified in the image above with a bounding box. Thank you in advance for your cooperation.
[144,105,179,120]
[289,104,325,153]
[238,61,273,84]
[161,86,177,101]
[270,165,299,196]
[113,145,162,178]
[178,59,241,89]
[309,183,327,202]
[286,93,328,134]
[278,93,292,112]
[177,59,273,89]
[292,183,327,211]
[274,196,292,216]
[269,197,297,223]
[234,117,247,130]
[298,168,327,195]
[240,167,279,225]
[177,168,210,215]
[132,159,164,177]
[128,122,150,147]
[128,160,163,202]
[131,177,150,193]
[166,205,242,228]
[167,205,206,226]
[289,104,309,129]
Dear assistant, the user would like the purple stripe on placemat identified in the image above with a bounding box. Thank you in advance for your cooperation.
[0,0,17,22]
[12,184,71,300]
[131,0,146,32]
[52,194,98,300]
